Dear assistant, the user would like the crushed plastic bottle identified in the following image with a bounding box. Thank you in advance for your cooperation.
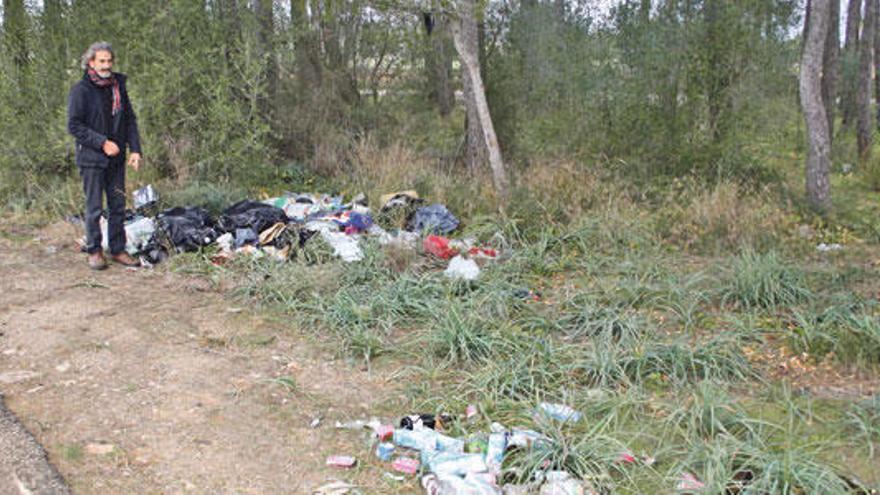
[485,433,507,473]
[376,442,395,461]
[537,402,582,423]
[422,473,501,495]
[394,428,438,452]
[426,452,488,477]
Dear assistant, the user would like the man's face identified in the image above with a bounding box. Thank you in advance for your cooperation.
[89,50,113,78]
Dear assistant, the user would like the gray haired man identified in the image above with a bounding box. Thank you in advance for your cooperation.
[68,41,142,269]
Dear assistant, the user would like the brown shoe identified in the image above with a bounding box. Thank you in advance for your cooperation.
[109,252,140,267]
[87,251,107,271]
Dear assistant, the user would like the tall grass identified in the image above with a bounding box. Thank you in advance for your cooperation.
[789,301,880,367]
[722,250,811,310]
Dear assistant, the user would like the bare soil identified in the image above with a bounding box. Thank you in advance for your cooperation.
[0,221,401,494]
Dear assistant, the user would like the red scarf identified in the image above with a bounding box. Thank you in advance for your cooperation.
[86,68,122,115]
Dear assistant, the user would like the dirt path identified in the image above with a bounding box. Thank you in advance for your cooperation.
[0,222,396,494]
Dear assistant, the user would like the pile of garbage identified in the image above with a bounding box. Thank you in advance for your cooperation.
[322,403,616,495]
[73,186,498,277]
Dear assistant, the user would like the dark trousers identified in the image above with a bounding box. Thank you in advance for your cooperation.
[80,159,126,255]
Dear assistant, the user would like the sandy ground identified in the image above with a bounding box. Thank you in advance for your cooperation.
[0,221,400,494]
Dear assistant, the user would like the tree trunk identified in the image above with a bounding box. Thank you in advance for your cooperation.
[875,0,880,129]
[801,0,833,213]
[424,8,454,117]
[841,0,862,126]
[857,0,876,162]
[3,0,29,72]
[254,0,278,115]
[452,0,509,201]
[822,0,840,141]
[291,0,322,88]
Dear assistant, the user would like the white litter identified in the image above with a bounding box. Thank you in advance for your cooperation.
[444,255,480,280]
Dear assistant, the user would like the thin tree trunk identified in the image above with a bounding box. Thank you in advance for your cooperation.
[822,0,840,140]
[875,0,880,130]
[801,0,833,213]
[291,0,322,88]
[857,0,876,162]
[452,0,509,201]
[841,0,862,126]
[424,7,454,117]
[254,0,277,115]
[3,0,29,72]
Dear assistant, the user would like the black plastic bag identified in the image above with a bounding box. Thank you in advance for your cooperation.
[155,206,217,252]
[218,200,288,235]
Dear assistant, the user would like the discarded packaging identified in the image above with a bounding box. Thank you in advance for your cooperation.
[321,230,364,262]
[380,190,419,207]
[392,457,420,475]
[540,471,587,495]
[394,428,438,452]
[235,228,258,248]
[313,481,357,495]
[133,184,158,211]
[424,235,459,259]
[259,222,287,245]
[676,472,705,492]
[537,402,582,423]
[426,452,488,477]
[485,433,507,472]
[216,232,234,252]
[465,404,478,419]
[376,442,395,461]
[373,424,395,441]
[816,242,843,252]
[422,473,501,495]
[434,433,465,454]
[445,255,480,281]
[400,413,452,431]
[508,429,549,449]
[326,455,357,468]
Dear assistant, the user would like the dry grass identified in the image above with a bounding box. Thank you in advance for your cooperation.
[660,181,795,252]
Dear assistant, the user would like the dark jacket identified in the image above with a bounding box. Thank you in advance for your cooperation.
[67,72,141,168]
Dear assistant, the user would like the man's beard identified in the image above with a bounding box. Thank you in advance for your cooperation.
[96,70,112,79]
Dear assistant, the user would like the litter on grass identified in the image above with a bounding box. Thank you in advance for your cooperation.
[71,185,500,280]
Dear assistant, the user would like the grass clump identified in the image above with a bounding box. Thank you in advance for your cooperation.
[847,396,880,459]
[424,302,501,364]
[556,294,645,343]
[723,250,810,310]
[462,337,574,402]
[621,335,757,387]
[789,301,880,367]
[505,419,631,492]
[664,381,765,440]
[672,436,855,495]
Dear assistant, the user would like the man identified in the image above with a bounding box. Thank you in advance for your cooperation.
[68,41,142,270]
